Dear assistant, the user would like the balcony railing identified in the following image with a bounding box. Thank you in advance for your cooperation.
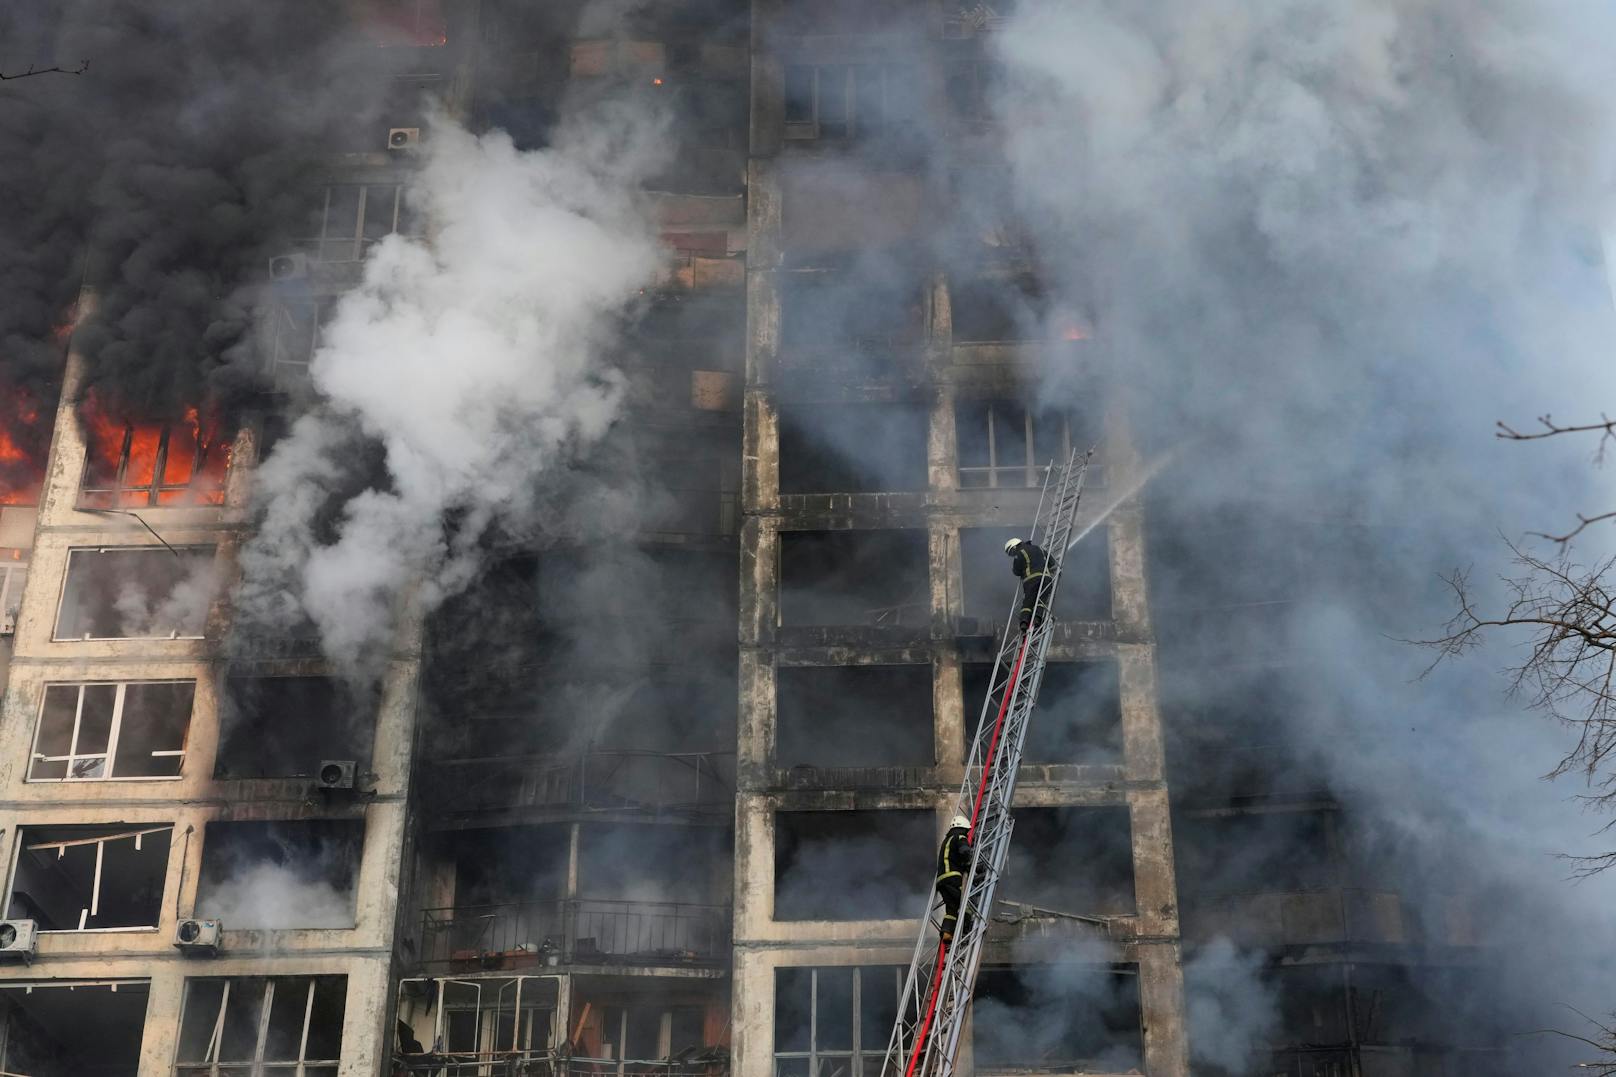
[427,749,735,818]
[395,1051,730,1077]
[419,899,731,970]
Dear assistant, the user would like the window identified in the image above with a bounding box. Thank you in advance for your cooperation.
[778,530,929,627]
[774,811,933,921]
[54,546,216,640]
[774,966,902,1077]
[956,401,1082,489]
[79,399,230,508]
[974,963,1142,1072]
[776,665,933,768]
[0,981,149,1077]
[175,976,346,1077]
[8,823,171,930]
[196,821,364,929]
[265,300,333,387]
[215,676,374,780]
[777,403,929,494]
[300,185,419,263]
[784,64,918,141]
[29,680,194,781]
[0,550,26,633]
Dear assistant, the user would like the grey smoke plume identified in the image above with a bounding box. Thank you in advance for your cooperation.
[980,0,1616,1067]
[236,105,667,672]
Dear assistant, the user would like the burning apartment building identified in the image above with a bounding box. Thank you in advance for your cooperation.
[0,0,1614,1076]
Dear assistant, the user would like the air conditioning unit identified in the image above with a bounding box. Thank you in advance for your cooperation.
[268,252,309,282]
[0,920,37,963]
[318,759,356,790]
[0,609,15,636]
[388,127,421,151]
[175,918,222,956]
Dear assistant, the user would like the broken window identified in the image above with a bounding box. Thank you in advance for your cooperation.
[175,976,346,1077]
[0,551,27,634]
[264,299,334,389]
[974,963,1142,1073]
[779,263,926,368]
[360,0,449,47]
[574,823,731,962]
[956,400,1088,490]
[783,64,920,141]
[779,530,928,628]
[1174,810,1339,904]
[0,980,150,1077]
[421,826,570,965]
[29,679,193,781]
[7,823,171,931]
[395,976,560,1062]
[774,966,902,1077]
[778,403,929,494]
[950,277,1046,343]
[215,675,375,779]
[54,546,216,640]
[298,184,420,263]
[776,664,933,768]
[774,810,932,921]
[959,526,1109,626]
[965,661,1121,765]
[79,396,230,509]
[943,58,1005,125]
[195,820,363,929]
[997,807,1135,916]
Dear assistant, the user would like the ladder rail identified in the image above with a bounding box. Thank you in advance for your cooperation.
[881,449,1092,1077]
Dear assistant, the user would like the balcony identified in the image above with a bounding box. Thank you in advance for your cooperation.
[427,749,735,819]
[419,899,731,971]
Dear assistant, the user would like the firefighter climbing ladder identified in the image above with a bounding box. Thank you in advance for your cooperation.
[880,447,1093,1077]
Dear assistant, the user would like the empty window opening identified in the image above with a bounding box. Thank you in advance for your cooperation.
[776,664,933,768]
[998,806,1135,916]
[973,963,1142,1073]
[265,299,335,389]
[779,265,926,367]
[29,679,194,781]
[54,546,216,640]
[78,396,231,509]
[1175,810,1339,903]
[950,277,1047,344]
[175,976,346,1076]
[1162,669,1314,799]
[8,823,171,931]
[774,966,902,1077]
[774,810,932,921]
[0,384,51,507]
[215,675,375,779]
[196,820,363,930]
[778,403,928,495]
[0,980,150,1077]
[964,661,1121,766]
[297,183,421,263]
[779,530,929,627]
[395,976,560,1063]
[959,526,1110,625]
[777,0,922,36]
[943,58,1005,125]
[956,400,1095,491]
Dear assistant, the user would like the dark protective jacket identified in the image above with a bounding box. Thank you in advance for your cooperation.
[1009,542,1052,581]
[936,826,972,884]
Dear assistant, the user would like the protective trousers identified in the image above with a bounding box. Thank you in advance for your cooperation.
[936,878,971,942]
[1020,576,1048,631]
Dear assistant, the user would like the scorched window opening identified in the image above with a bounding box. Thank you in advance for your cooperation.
[174,975,346,1076]
[7,824,173,932]
[28,679,194,782]
[773,965,903,1077]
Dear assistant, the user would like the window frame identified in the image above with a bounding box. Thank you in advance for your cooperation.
[773,966,903,1077]
[957,402,1074,490]
[174,976,346,1076]
[265,299,334,386]
[77,418,230,510]
[300,184,415,263]
[783,63,910,142]
[28,679,194,783]
[8,824,174,933]
[53,545,216,642]
[0,553,27,633]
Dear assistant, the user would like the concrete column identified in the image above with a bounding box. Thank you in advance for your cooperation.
[1137,941,1190,1077]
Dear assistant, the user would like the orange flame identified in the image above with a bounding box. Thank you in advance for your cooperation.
[0,387,46,507]
[79,392,232,509]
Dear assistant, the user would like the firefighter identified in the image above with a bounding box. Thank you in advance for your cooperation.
[1004,537,1055,633]
[935,814,973,944]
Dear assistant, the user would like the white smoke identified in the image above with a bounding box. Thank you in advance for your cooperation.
[237,103,666,671]
[199,860,356,930]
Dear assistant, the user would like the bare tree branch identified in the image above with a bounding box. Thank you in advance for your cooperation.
[1531,511,1616,548]
[0,60,89,81]
[1522,1007,1616,1073]
[1419,540,1616,873]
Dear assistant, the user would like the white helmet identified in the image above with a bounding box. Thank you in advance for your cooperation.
[950,814,971,831]
[1004,537,1023,554]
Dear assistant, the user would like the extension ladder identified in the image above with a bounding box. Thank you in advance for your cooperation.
[880,447,1093,1077]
